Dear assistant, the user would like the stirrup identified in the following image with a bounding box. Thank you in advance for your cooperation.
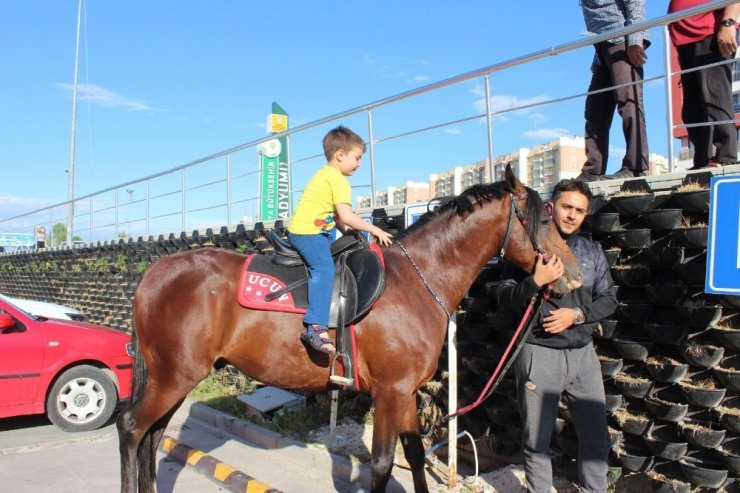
[300,325,336,355]
[329,352,354,387]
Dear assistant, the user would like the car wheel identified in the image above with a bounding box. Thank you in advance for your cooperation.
[46,365,118,432]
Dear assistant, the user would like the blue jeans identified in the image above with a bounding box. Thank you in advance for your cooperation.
[287,233,334,327]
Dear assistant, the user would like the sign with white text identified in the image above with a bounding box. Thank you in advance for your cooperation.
[259,102,291,221]
[706,176,740,295]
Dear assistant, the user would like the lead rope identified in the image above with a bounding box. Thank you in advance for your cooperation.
[396,240,451,321]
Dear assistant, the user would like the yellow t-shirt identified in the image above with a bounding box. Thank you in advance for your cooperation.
[288,165,351,234]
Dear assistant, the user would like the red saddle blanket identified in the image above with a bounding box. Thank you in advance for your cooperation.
[237,254,307,314]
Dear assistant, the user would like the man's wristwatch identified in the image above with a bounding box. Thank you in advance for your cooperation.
[721,18,737,27]
[573,308,585,325]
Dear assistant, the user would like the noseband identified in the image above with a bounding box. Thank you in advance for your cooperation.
[499,192,547,259]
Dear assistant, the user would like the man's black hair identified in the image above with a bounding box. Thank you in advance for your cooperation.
[551,178,593,203]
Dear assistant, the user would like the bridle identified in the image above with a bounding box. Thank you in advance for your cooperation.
[499,192,548,260]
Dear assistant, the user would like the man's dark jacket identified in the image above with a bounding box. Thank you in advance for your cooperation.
[493,233,617,349]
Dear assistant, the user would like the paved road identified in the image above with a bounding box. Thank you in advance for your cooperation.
[0,413,224,493]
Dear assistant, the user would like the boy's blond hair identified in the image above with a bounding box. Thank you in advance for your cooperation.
[323,126,366,161]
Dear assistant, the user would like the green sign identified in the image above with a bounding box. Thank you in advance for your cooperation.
[259,102,291,221]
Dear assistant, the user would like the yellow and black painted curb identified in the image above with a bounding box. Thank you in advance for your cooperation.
[162,435,281,493]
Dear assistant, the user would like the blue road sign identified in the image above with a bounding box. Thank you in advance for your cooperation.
[706,176,740,295]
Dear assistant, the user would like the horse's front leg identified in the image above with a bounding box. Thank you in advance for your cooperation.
[399,397,429,493]
[370,392,428,493]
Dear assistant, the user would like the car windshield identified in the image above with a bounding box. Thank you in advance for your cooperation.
[0,294,42,320]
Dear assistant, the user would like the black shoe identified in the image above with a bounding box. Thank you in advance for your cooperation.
[604,167,636,180]
[575,171,601,183]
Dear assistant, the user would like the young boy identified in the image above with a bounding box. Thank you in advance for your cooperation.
[288,126,393,355]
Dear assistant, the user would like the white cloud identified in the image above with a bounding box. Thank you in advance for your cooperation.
[364,54,376,64]
[0,192,58,220]
[56,83,160,112]
[412,75,430,83]
[417,58,431,65]
[529,113,549,125]
[443,128,462,135]
[609,145,627,155]
[471,86,552,115]
[522,128,570,140]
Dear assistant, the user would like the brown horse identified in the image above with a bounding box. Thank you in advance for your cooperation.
[117,167,582,493]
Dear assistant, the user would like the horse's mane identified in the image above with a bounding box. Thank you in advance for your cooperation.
[396,181,544,240]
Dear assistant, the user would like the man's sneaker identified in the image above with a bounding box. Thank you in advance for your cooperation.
[575,171,601,183]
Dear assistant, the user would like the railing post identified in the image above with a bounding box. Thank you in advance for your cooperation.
[226,155,232,227]
[181,170,186,234]
[89,197,93,242]
[114,189,119,240]
[663,26,676,172]
[367,110,377,208]
[485,74,495,181]
[145,181,150,238]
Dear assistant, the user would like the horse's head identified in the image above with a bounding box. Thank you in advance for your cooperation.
[501,166,582,295]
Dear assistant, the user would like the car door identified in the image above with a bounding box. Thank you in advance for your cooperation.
[0,305,44,413]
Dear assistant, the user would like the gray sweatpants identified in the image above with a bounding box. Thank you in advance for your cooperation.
[514,342,610,493]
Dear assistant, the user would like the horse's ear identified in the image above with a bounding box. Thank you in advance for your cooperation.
[504,164,526,195]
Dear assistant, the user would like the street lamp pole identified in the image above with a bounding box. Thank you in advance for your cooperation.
[66,0,82,242]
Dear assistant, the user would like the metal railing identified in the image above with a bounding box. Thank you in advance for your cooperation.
[1,0,736,248]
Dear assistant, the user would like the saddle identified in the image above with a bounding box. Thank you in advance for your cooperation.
[237,231,386,388]
[238,231,385,325]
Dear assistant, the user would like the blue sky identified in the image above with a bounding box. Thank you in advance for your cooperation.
[0,1,676,223]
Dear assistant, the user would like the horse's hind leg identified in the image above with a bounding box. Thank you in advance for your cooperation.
[135,400,185,493]
[118,384,192,493]
[118,403,142,493]
[399,398,429,493]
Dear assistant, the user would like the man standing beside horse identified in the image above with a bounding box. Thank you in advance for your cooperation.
[492,179,618,492]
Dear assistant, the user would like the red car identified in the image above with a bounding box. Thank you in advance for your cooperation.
[0,297,133,431]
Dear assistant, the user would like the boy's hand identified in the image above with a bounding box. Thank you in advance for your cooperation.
[372,227,394,247]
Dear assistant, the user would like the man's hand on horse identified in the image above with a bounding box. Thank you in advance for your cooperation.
[532,253,564,287]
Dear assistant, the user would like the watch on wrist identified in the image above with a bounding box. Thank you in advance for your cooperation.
[721,18,737,27]
[573,308,585,325]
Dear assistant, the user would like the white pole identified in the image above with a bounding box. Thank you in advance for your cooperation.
[66,0,82,241]
[663,26,676,173]
[329,389,339,432]
[485,75,495,181]
[447,313,458,488]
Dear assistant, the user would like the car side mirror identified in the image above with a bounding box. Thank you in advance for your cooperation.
[0,313,16,332]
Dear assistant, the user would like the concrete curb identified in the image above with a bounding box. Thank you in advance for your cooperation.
[161,435,281,493]
[186,402,380,489]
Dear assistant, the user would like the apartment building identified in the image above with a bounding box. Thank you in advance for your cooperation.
[494,136,585,189]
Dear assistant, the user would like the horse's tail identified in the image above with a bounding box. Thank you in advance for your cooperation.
[129,320,149,404]
[124,320,156,489]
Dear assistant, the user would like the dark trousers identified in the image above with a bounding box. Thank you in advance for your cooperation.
[514,343,610,493]
[583,42,649,175]
[677,35,738,166]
